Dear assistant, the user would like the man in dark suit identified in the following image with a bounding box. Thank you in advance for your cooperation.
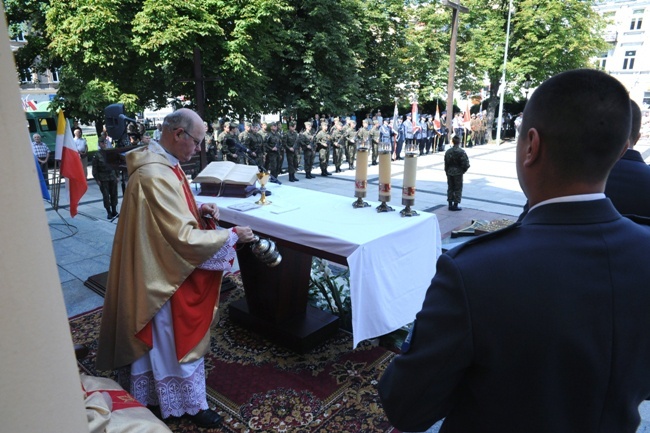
[378,69,650,433]
[605,99,650,217]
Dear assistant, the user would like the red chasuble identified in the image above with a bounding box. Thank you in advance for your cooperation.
[136,165,223,361]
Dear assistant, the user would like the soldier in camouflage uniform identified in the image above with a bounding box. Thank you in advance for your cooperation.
[283,121,301,182]
[246,124,264,167]
[330,121,346,173]
[298,121,316,179]
[444,135,470,211]
[223,122,244,163]
[314,122,333,176]
[369,119,381,165]
[264,122,283,183]
[346,119,357,169]
[239,122,256,165]
[356,119,371,166]
[216,123,231,162]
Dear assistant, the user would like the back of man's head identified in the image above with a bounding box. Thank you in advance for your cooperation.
[520,69,631,184]
[629,99,642,148]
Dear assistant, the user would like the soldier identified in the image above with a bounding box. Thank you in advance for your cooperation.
[426,115,435,154]
[356,118,371,166]
[330,121,346,173]
[216,123,231,162]
[264,122,283,183]
[369,119,381,165]
[444,135,470,211]
[379,118,393,160]
[470,114,481,147]
[479,112,488,145]
[346,119,357,169]
[239,122,254,165]
[403,113,415,152]
[283,121,301,182]
[315,122,333,176]
[298,121,316,179]
[223,122,243,163]
[246,123,264,166]
[205,122,218,162]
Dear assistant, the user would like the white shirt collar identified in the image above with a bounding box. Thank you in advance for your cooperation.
[147,140,179,166]
[529,193,606,212]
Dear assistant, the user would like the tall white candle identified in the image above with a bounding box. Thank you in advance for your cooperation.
[355,149,369,195]
[378,152,391,201]
[402,154,417,201]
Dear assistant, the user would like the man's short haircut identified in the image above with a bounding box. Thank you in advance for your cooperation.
[452,135,461,145]
[630,99,642,145]
[163,110,194,132]
[520,69,631,183]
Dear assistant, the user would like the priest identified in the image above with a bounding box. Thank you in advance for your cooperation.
[96,108,254,429]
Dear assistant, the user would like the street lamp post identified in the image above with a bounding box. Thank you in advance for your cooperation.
[495,0,514,145]
[523,75,532,104]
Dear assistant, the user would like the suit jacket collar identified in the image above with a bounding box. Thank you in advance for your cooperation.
[522,198,621,226]
[621,148,644,163]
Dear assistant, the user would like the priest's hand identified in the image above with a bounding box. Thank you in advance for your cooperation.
[200,203,220,220]
[234,226,254,243]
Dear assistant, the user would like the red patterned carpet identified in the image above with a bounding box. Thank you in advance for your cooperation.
[70,282,398,433]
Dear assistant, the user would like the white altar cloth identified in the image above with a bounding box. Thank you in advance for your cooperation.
[197,183,442,348]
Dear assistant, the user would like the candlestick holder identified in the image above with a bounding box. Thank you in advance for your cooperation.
[255,171,272,206]
[352,145,370,208]
[400,152,419,217]
[377,146,394,213]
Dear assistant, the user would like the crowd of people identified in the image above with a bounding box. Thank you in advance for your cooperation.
[200,109,489,183]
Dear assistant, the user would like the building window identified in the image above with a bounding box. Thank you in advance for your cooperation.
[12,30,26,42]
[20,68,33,83]
[50,68,60,83]
[630,17,643,30]
[598,53,607,70]
[623,51,636,70]
[643,92,650,110]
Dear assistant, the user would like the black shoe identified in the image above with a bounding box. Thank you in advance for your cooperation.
[293,176,299,181]
[349,165,354,169]
[321,172,328,177]
[185,409,223,429]
[325,171,333,176]
[107,212,113,219]
[371,162,378,166]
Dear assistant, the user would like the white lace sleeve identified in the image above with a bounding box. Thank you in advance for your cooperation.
[197,228,239,271]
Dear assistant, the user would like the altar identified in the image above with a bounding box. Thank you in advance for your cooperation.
[197,183,441,348]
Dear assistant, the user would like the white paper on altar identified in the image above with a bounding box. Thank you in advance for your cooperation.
[198,183,442,348]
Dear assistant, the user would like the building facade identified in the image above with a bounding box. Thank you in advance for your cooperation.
[595,0,650,109]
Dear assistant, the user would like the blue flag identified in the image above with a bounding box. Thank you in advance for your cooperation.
[34,155,51,201]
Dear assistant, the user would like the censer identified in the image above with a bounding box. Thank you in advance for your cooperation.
[249,235,282,267]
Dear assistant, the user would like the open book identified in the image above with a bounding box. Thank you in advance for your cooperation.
[193,161,258,186]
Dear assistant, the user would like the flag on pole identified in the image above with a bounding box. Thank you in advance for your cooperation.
[434,101,441,130]
[34,155,51,201]
[463,99,472,131]
[411,100,421,134]
[392,100,399,130]
[55,110,87,217]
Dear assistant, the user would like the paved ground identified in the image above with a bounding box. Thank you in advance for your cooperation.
[46,137,650,432]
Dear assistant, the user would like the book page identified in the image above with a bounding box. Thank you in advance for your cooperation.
[193,161,235,184]
[224,164,259,185]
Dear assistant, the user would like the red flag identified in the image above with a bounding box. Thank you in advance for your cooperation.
[463,100,472,130]
[434,101,441,130]
[411,102,421,134]
[55,110,87,217]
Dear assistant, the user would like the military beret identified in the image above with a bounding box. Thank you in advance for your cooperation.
[230,122,238,128]
[373,120,380,125]
[245,121,252,127]
[289,121,297,127]
[304,121,312,127]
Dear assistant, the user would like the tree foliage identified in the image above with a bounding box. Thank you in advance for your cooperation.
[7,0,608,129]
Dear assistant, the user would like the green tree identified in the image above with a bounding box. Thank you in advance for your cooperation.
[455,0,608,140]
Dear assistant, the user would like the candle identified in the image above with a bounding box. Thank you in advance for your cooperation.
[355,149,369,195]
[378,152,391,201]
[402,154,417,201]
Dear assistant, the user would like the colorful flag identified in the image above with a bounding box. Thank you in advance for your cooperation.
[411,100,421,134]
[434,101,441,130]
[463,99,472,130]
[55,110,87,217]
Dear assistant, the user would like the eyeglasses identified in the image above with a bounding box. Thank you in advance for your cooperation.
[176,128,202,146]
